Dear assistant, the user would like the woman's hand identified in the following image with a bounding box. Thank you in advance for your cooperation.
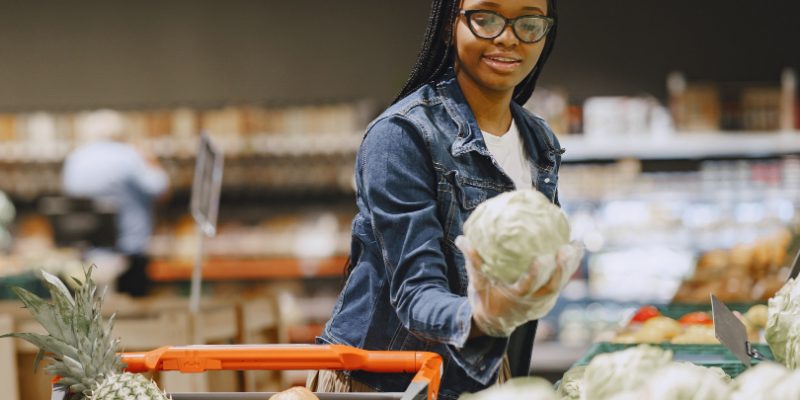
[456,235,584,337]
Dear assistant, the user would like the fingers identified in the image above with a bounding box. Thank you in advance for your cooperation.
[533,262,563,297]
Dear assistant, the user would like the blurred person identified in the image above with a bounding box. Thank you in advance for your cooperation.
[61,109,170,297]
[311,0,576,398]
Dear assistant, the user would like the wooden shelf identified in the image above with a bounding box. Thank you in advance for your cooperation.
[148,256,348,281]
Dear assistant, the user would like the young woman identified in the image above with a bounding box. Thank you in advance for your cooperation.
[311,0,566,398]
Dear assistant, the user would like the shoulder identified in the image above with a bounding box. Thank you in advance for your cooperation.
[512,103,562,149]
[363,85,445,148]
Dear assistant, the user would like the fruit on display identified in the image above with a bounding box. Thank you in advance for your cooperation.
[670,325,720,345]
[462,189,570,285]
[613,304,770,345]
[630,305,660,323]
[743,304,768,328]
[672,229,792,303]
[0,267,170,399]
[679,311,714,325]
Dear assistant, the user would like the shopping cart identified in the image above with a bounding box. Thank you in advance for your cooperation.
[51,344,442,400]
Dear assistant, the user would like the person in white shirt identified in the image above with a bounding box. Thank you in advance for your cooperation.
[62,110,170,297]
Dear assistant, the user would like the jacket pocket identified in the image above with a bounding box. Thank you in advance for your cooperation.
[452,173,507,210]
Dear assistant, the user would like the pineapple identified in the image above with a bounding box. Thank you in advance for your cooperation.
[1,267,170,400]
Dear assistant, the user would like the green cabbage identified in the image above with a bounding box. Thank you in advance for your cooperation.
[463,189,570,285]
[556,365,585,400]
[458,377,558,400]
[766,277,800,369]
[731,362,789,400]
[644,362,731,400]
[582,345,673,400]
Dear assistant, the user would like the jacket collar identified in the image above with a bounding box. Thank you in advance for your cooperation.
[436,71,560,168]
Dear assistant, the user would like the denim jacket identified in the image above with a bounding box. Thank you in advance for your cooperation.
[319,73,564,399]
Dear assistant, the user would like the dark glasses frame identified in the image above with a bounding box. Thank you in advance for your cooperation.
[459,9,554,44]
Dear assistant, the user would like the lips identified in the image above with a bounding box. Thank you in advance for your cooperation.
[482,54,522,73]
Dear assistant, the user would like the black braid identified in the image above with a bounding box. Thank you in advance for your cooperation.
[394,0,558,105]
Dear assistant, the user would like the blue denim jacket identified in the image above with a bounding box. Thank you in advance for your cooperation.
[319,73,563,399]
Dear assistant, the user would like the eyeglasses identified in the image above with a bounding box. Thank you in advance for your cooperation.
[459,9,554,44]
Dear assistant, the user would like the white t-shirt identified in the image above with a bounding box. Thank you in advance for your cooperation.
[482,120,533,190]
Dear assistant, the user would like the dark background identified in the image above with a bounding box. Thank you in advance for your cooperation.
[0,0,797,111]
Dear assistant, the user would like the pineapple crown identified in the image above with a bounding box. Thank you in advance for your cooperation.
[1,266,125,397]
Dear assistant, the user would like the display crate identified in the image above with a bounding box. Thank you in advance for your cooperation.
[574,342,774,378]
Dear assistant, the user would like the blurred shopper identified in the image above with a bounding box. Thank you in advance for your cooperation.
[61,110,169,297]
[313,0,576,398]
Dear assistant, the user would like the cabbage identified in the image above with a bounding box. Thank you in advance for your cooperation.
[766,277,800,369]
[731,362,789,400]
[463,189,569,285]
[768,369,800,398]
[582,345,673,400]
[643,362,732,400]
[556,365,585,400]
[458,377,558,400]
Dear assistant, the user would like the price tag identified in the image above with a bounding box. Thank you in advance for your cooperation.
[190,133,224,237]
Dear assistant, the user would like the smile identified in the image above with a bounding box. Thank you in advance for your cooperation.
[482,56,522,72]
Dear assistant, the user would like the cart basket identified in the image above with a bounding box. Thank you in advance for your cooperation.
[51,344,442,400]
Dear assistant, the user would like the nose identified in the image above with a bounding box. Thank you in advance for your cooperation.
[493,23,519,47]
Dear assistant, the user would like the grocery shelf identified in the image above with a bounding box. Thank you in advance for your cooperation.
[559,131,800,161]
[0,132,363,163]
[148,256,348,281]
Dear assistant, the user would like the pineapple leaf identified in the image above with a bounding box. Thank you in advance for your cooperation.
[1,332,81,360]
[11,286,72,344]
[69,275,83,287]
[41,270,76,308]
[33,348,45,373]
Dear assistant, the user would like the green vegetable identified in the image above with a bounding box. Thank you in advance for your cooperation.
[463,189,569,285]
[582,345,672,400]
[458,377,557,400]
[731,362,789,399]
[644,362,731,400]
[766,277,800,369]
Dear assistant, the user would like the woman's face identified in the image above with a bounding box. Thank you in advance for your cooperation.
[454,0,549,97]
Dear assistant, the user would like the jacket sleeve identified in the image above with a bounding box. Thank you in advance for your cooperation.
[358,115,506,384]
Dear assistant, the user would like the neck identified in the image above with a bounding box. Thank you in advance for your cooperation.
[455,71,514,136]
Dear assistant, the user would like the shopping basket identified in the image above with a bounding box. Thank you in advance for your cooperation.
[51,344,442,400]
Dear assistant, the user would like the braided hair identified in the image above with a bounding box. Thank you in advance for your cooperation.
[394,0,558,105]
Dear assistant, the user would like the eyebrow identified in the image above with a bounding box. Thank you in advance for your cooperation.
[472,1,545,13]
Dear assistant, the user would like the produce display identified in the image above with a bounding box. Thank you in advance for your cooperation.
[557,345,800,400]
[462,189,570,285]
[1,268,169,399]
[612,304,769,344]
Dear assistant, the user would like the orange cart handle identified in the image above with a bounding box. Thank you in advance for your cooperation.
[121,344,441,399]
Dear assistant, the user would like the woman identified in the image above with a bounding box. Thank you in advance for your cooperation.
[311,0,568,398]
